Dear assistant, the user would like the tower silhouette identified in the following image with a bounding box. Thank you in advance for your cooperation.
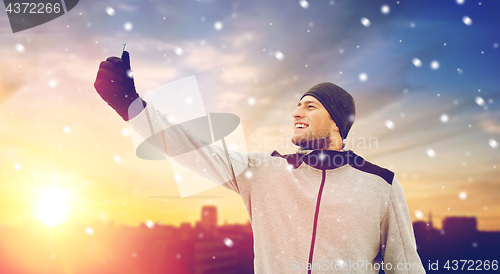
[201,206,217,231]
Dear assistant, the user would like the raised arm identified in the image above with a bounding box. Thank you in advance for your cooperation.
[128,99,259,195]
[93,52,265,198]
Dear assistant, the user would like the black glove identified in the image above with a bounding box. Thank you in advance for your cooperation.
[94,51,146,121]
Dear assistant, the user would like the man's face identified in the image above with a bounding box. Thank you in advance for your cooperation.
[291,96,339,150]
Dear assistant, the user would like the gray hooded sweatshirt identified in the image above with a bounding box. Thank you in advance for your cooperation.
[128,101,426,274]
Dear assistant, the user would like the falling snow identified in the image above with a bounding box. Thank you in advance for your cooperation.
[14,163,22,171]
[426,148,436,158]
[223,237,234,247]
[385,120,395,129]
[430,60,440,70]
[248,97,256,105]
[412,58,422,67]
[475,96,485,106]
[489,139,498,149]
[440,114,449,123]
[415,210,424,219]
[381,5,390,14]
[15,43,25,53]
[145,220,155,229]
[121,128,130,136]
[105,7,115,16]
[230,143,239,151]
[462,16,472,26]
[124,22,133,31]
[85,227,94,235]
[358,73,368,82]
[299,0,309,9]
[274,51,285,61]
[360,17,371,27]
[214,21,223,30]
[459,191,467,200]
[245,171,253,179]
[113,155,122,163]
[63,125,72,134]
[174,47,184,56]
[49,79,57,88]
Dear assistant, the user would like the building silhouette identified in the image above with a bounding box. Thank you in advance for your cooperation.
[410,214,500,274]
[200,206,217,232]
[1,207,499,274]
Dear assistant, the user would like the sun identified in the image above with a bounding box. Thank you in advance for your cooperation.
[33,187,71,227]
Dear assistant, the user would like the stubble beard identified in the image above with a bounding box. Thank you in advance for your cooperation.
[291,130,332,150]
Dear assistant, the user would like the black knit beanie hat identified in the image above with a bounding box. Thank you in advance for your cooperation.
[300,82,356,140]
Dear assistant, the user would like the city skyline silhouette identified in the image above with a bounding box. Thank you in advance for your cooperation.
[1,205,499,273]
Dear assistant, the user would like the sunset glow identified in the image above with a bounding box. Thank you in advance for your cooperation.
[33,188,71,227]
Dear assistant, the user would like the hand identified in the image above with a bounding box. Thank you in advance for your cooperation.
[94,51,146,121]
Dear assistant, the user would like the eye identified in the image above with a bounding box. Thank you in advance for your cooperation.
[308,105,315,109]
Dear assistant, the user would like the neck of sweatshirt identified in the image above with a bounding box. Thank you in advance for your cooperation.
[273,146,364,171]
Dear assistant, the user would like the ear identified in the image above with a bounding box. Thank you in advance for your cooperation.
[331,121,339,132]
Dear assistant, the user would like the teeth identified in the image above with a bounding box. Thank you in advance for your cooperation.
[295,124,308,129]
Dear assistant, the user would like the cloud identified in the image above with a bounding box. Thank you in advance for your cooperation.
[0,58,27,103]
[478,111,500,135]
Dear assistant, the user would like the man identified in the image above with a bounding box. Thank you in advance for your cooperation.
[94,52,426,273]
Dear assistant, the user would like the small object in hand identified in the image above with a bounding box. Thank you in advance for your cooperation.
[121,42,127,58]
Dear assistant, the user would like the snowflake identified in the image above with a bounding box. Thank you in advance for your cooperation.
[475,96,485,106]
[145,220,155,229]
[381,5,390,14]
[223,238,234,247]
[440,114,449,123]
[15,43,25,53]
[245,171,253,179]
[113,155,122,163]
[462,16,472,26]
[124,22,133,31]
[299,0,309,9]
[63,125,72,134]
[49,79,57,88]
[430,60,440,70]
[385,120,395,129]
[489,139,498,149]
[274,51,285,61]
[358,73,368,82]
[105,7,115,16]
[174,47,184,56]
[214,21,223,30]
[426,148,436,158]
[85,227,94,235]
[412,58,422,67]
[360,17,371,27]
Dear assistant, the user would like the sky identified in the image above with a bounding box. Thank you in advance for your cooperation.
[0,0,499,231]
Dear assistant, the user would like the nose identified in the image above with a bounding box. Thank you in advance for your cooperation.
[292,106,304,119]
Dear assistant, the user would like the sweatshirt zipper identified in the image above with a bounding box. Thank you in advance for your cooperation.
[308,169,327,274]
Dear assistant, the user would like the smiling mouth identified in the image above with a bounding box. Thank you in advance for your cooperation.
[295,123,309,129]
